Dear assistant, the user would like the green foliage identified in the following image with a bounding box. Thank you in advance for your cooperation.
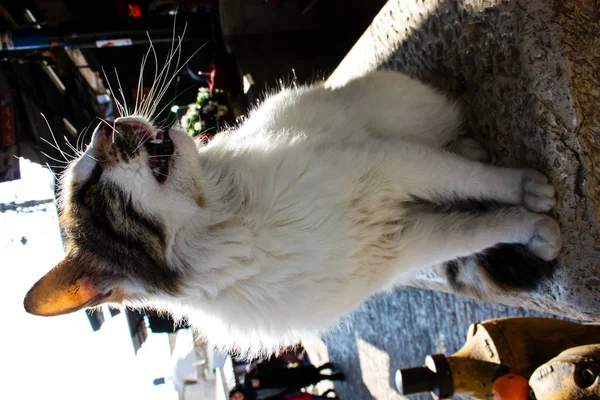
[180,87,232,138]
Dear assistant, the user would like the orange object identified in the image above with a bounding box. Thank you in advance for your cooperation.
[492,373,530,400]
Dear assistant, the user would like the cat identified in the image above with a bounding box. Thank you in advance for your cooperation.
[24,71,561,356]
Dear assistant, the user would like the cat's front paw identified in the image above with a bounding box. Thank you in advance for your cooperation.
[522,170,556,212]
[527,216,562,261]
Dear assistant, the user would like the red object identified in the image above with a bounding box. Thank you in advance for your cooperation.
[0,93,15,146]
[127,4,142,18]
[492,373,530,400]
[194,132,216,145]
[128,4,142,17]
[207,62,226,91]
[284,393,314,400]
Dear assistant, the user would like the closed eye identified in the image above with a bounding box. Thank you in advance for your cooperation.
[77,164,104,210]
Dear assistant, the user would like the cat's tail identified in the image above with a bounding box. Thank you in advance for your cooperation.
[406,196,557,295]
[443,244,557,295]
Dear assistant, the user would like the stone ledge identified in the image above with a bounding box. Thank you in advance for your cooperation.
[327,0,600,321]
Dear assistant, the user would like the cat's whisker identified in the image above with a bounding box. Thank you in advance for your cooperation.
[146,154,174,158]
[101,66,126,117]
[97,117,119,134]
[152,82,200,124]
[144,32,161,119]
[39,137,77,161]
[63,136,83,157]
[138,33,158,119]
[44,162,58,179]
[134,135,153,153]
[134,52,148,116]
[41,151,73,165]
[151,31,198,117]
[96,117,123,145]
[145,22,186,119]
[140,31,177,120]
[136,43,157,117]
[77,120,95,154]
[40,113,78,162]
[131,126,158,153]
[152,42,207,115]
[66,134,100,162]
[152,18,182,108]
[114,67,130,116]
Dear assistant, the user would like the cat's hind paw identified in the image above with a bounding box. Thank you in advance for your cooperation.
[527,216,562,261]
[451,137,489,162]
[522,170,556,212]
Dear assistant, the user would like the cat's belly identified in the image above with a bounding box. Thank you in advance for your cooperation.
[177,139,426,354]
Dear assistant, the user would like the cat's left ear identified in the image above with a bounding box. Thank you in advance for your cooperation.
[24,258,118,316]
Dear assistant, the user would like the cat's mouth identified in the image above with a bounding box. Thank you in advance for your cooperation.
[144,129,174,183]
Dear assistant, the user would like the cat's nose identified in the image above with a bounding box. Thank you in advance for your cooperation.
[114,117,155,141]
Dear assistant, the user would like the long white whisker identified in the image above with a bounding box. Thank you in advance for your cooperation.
[143,31,177,119]
[41,151,73,164]
[147,154,174,158]
[44,162,58,179]
[153,15,180,105]
[150,27,188,116]
[152,36,209,115]
[135,52,148,116]
[102,66,125,117]
[40,113,74,162]
[97,117,120,144]
[140,32,161,119]
[65,134,100,162]
[63,135,81,156]
[133,131,155,153]
[114,67,130,115]
[63,135,82,156]
[147,20,186,119]
[136,44,156,117]
[152,81,199,123]
[147,33,160,118]
[77,120,95,153]
[39,137,77,160]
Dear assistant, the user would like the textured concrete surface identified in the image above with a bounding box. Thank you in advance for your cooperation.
[302,286,562,400]
[304,2,598,398]
[327,0,600,321]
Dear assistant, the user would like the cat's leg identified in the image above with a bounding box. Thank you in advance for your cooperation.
[447,137,489,162]
[324,71,464,148]
[397,148,556,213]
[399,206,561,266]
[254,71,464,148]
[327,72,497,161]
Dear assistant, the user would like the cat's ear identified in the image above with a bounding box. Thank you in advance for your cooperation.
[24,258,115,316]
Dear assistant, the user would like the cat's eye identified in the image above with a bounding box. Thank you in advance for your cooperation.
[84,184,98,208]
[77,164,103,209]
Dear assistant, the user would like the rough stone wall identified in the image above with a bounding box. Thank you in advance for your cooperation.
[328,0,600,320]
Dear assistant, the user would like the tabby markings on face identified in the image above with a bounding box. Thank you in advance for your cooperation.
[25,118,187,316]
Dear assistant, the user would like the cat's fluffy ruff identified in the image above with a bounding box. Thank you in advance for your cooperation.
[25,72,561,356]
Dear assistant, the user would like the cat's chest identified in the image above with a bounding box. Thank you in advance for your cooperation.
[200,140,408,269]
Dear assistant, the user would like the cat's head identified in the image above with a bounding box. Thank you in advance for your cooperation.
[23,116,204,316]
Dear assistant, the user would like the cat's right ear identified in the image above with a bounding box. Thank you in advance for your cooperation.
[23,258,114,317]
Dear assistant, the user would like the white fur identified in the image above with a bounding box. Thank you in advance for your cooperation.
[73,72,561,356]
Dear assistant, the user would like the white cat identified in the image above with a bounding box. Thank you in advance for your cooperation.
[24,71,561,355]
